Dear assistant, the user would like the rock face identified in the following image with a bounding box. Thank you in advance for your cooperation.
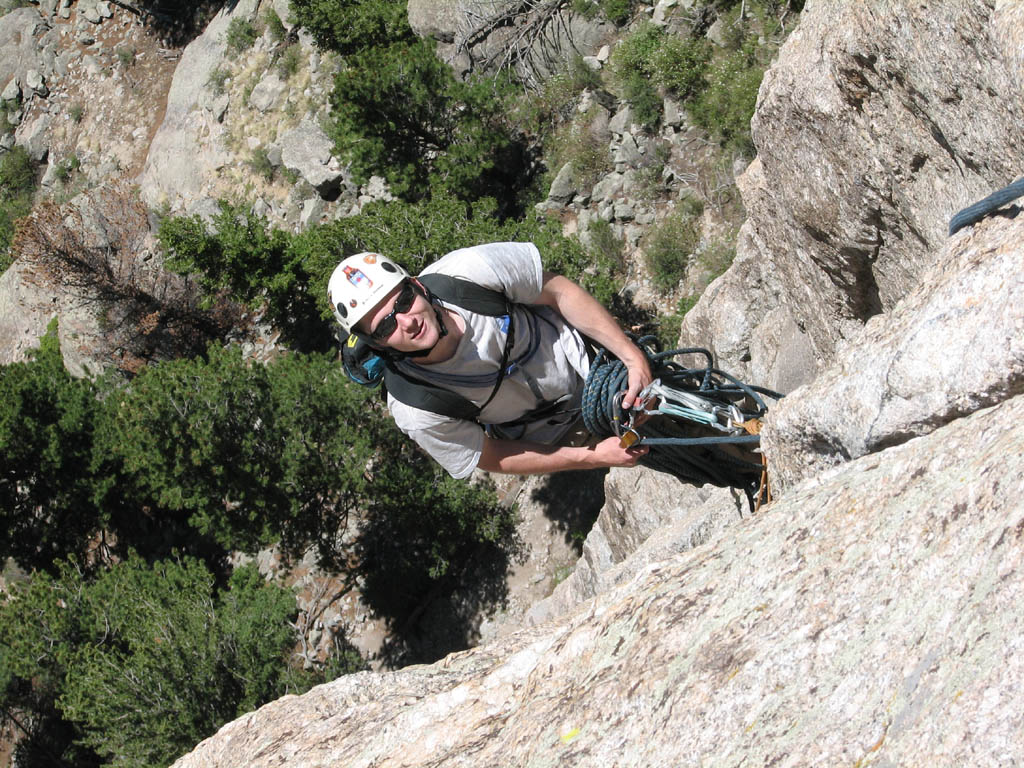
[168,0,1024,763]
[680,0,1024,389]
[137,0,255,210]
[762,213,1024,493]
[173,394,1024,767]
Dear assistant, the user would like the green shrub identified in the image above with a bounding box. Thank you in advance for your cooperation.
[69,103,84,122]
[249,147,275,181]
[207,65,231,95]
[288,0,413,55]
[264,6,287,41]
[116,46,136,67]
[644,196,703,292]
[275,42,303,79]
[601,0,633,25]
[584,217,623,268]
[330,40,530,208]
[225,16,258,53]
[0,555,326,767]
[689,38,764,156]
[0,145,36,266]
[650,34,711,101]
[611,22,709,126]
[545,121,610,193]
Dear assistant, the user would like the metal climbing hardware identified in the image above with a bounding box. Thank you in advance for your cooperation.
[583,336,783,512]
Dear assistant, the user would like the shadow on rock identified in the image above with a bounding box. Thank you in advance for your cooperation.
[530,469,607,555]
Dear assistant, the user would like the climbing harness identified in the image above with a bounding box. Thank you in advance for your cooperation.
[948,176,1024,236]
[582,336,783,512]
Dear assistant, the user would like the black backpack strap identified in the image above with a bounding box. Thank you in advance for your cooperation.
[384,366,482,421]
[382,274,516,422]
[418,274,509,316]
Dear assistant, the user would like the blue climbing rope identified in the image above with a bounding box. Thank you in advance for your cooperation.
[582,336,783,506]
[948,177,1024,236]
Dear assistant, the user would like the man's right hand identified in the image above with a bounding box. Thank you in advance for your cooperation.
[590,436,649,468]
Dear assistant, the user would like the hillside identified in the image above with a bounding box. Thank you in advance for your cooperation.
[1,0,1022,764]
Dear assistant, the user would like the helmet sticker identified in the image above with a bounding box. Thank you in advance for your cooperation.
[343,265,372,288]
[362,253,378,264]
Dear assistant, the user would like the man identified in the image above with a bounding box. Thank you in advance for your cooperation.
[328,242,652,478]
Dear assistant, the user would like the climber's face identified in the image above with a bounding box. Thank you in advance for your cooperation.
[359,279,441,353]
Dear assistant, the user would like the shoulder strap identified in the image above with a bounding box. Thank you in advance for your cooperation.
[417,273,509,316]
[382,274,514,421]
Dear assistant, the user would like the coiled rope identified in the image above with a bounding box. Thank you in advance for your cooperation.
[948,176,1024,236]
[582,337,783,510]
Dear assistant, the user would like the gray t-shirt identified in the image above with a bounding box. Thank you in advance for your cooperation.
[388,242,591,478]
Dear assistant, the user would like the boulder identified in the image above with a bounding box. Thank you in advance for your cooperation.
[278,117,344,198]
[15,111,51,162]
[762,211,1024,494]
[0,8,47,98]
[681,0,1024,384]
[1,76,19,102]
[248,71,287,113]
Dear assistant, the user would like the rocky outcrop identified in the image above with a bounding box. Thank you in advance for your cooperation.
[137,0,254,210]
[680,0,1024,388]
[525,471,743,626]
[165,1,1024,762]
[0,8,48,103]
[173,393,1024,767]
[762,212,1024,494]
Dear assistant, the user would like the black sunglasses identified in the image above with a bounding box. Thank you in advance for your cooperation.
[370,281,420,341]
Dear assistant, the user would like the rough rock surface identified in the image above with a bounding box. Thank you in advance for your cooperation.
[172,394,1024,767]
[525,469,744,627]
[762,212,1024,494]
[680,0,1024,385]
[137,0,254,209]
[0,8,48,97]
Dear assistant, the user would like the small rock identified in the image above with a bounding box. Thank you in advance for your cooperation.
[609,105,634,134]
[1,78,20,103]
[547,162,578,204]
[26,69,48,97]
[249,72,287,113]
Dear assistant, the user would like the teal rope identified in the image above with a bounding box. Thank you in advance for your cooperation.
[582,337,783,497]
[949,177,1024,235]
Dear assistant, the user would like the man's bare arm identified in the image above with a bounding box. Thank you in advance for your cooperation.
[477,435,648,475]
[534,272,653,408]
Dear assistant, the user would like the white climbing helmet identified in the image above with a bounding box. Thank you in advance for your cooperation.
[327,252,410,335]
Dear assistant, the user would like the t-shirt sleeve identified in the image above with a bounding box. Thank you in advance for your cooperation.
[388,399,486,479]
